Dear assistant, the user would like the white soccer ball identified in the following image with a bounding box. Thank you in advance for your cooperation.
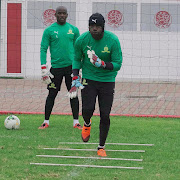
[4,115,20,130]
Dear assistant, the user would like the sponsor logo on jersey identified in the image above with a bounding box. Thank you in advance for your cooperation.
[49,82,56,89]
[67,29,74,34]
[54,31,58,38]
[87,46,92,50]
[102,46,110,53]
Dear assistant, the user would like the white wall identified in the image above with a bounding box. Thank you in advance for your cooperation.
[1,0,180,82]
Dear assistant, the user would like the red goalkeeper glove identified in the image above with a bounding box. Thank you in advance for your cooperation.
[67,75,84,99]
[87,50,106,68]
[41,65,54,85]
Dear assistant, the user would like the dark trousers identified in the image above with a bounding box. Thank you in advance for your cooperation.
[81,79,115,146]
[45,66,79,120]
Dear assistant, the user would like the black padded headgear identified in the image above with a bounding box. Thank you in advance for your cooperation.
[89,13,105,30]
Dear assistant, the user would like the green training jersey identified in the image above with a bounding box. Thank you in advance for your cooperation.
[73,31,123,82]
[40,22,80,68]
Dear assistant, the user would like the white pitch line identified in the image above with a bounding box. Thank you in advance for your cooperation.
[43,148,145,153]
[36,155,143,162]
[59,142,154,146]
[30,163,143,169]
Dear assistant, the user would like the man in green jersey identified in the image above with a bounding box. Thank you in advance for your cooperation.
[68,13,123,156]
[39,6,82,130]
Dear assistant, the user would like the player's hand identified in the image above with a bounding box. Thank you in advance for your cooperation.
[87,50,106,68]
[41,65,54,85]
[67,76,84,99]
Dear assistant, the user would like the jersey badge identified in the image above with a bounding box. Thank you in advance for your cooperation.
[67,29,74,34]
[102,46,110,53]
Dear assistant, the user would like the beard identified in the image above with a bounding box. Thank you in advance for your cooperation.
[90,31,104,40]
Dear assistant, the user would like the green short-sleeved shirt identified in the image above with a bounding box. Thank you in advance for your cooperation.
[73,31,123,82]
[40,22,80,68]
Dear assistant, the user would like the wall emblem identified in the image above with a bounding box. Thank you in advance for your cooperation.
[154,11,172,29]
[42,9,56,26]
[107,10,123,28]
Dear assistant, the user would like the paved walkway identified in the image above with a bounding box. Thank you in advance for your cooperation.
[0,79,179,117]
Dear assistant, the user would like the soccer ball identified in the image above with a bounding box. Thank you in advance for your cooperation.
[4,115,20,130]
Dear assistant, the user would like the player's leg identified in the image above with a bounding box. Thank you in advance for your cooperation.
[64,66,82,129]
[39,68,63,129]
[97,82,115,156]
[44,90,58,122]
[81,79,97,142]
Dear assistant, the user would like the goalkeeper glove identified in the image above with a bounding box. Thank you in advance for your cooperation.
[41,65,54,85]
[87,50,106,68]
[67,75,84,99]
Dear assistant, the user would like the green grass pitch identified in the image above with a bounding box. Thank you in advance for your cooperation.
[0,114,179,180]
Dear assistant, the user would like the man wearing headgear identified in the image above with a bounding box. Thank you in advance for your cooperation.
[68,13,123,156]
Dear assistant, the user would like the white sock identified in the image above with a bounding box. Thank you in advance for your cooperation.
[44,120,49,125]
[84,121,91,127]
[98,145,105,149]
[73,119,79,126]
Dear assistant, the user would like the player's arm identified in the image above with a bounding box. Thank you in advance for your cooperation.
[40,29,50,65]
[87,38,122,71]
[73,27,80,46]
[109,38,123,71]
[72,37,83,71]
[72,28,81,75]
[87,50,116,70]
[68,38,84,99]
[40,29,54,84]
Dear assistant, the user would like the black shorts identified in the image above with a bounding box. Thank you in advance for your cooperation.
[81,79,115,113]
[47,65,72,92]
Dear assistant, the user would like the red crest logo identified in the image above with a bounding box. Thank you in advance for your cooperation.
[42,9,56,26]
[154,11,172,29]
[107,10,123,28]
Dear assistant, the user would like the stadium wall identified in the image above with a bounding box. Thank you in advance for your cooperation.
[0,0,180,82]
